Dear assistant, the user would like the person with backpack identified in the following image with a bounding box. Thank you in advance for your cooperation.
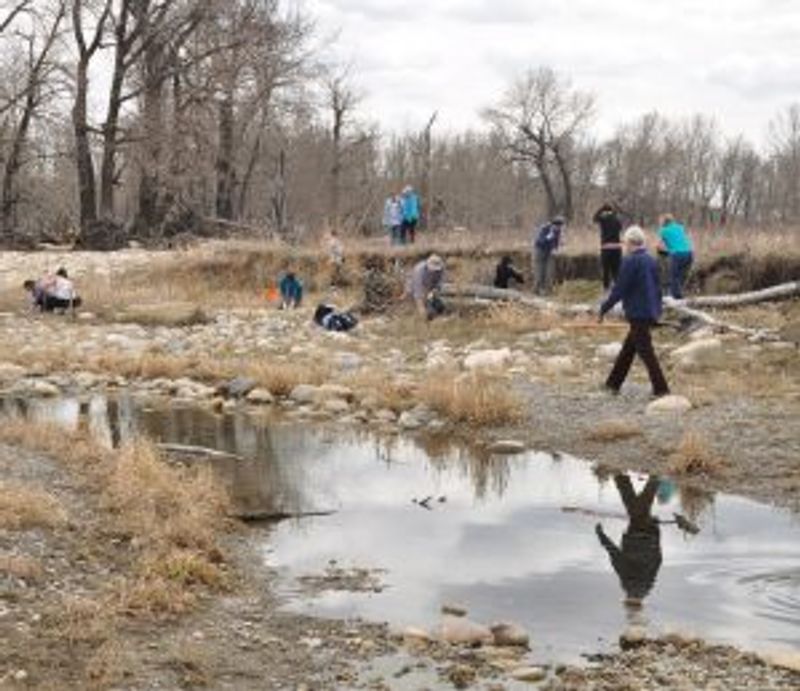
[313,303,358,331]
[531,215,565,295]
[593,202,624,289]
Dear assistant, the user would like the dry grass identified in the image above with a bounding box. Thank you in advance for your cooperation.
[420,372,524,426]
[350,369,418,413]
[477,302,559,334]
[0,552,43,580]
[668,430,728,476]
[0,481,66,530]
[585,419,643,443]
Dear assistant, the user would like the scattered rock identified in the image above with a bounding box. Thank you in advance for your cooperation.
[646,395,693,415]
[464,348,512,371]
[374,409,397,423]
[323,398,350,415]
[398,411,422,430]
[488,440,526,455]
[218,377,257,399]
[490,622,530,648]
[438,616,493,646]
[401,626,433,644]
[671,338,723,367]
[9,379,60,397]
[510,666,547,682]
[114,301,209,327]
[246,388,275,405]
[596,342,623,360]
[447,664,477,689]
[620,626,647,650]
[441,603,468,617]
[289,384,319,404]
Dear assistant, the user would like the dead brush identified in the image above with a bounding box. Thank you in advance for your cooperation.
[420,372,524,426]
[350,369,417,412]
[478,302,558,334]
[668,430,728,476]
[585,419,643,443]
[0,481,67,530]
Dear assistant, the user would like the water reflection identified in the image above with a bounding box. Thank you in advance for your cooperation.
[596,474,663,605]
[1,394,799,661]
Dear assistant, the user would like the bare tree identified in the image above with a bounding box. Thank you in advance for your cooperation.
[483,66,595,220]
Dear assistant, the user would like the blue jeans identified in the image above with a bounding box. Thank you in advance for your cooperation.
[669,252,693,299]
[390,225,403,245]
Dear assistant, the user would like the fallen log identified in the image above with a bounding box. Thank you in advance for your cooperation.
[662,299,779,341]
[234,509,336,522]
[441,283,593,316]
[157,443,244,462]
[682,281,800,309]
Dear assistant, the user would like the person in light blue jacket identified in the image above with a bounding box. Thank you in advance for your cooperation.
[401,186,420,244]
[657,214,693,299]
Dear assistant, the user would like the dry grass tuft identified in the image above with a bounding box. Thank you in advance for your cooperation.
[350,369,417,412]
[0,419,107,468]
[668,430,728,476]
[420,372,524,426]
[478,302,559,334]
[0,553,43,580]
[0,481,66,530]
[585,419,643,443]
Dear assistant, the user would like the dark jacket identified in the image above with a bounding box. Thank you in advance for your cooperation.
[534,223,562,254]
[593,207,623,245]
[600,248,662,322]
[494,259,525,289]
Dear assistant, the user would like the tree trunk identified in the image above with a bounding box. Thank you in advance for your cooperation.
[1,89,35,236]
[136,39,166,235]
[73,58,98,229]
[215,93,235,220]
[271,148,287,236]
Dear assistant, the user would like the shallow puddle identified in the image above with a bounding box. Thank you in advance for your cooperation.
[2,393,799,663]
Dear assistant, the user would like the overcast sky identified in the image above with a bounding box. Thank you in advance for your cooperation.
[306,0,800,147]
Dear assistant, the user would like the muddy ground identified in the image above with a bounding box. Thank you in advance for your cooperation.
[1,246,799,689]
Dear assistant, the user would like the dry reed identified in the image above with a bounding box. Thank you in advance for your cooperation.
[420,372,524,426]
[668,430,728,476]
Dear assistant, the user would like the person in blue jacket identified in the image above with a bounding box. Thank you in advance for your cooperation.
[531,215,565,295]
[599,226,670,397]
[400,186,420,244]
[657,214,693,299]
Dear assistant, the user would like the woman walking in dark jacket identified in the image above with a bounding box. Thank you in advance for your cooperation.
[599,226,670,397]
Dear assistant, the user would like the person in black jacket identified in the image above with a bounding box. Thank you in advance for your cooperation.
[596,473,663,605]
[593,202,624,290]
[493,256,525,289]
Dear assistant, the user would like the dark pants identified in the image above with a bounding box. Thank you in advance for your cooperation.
[668,252,693,299]
[601,248,622,289]
[401,219,417,244]
[40,295,82,312]
[534,249,554,295]
[606,320,669,396]
[426,294,445,320]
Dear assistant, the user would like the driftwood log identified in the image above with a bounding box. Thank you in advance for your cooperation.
[157,443,244,462]
[442,281,798,342]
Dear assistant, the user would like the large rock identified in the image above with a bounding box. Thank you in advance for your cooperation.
[289,384,319,404]
[490,622,530,647]
[464,348,512,371]
[217,377,257,399]
[670,338,723,367]
[114,302,209,327]
[596,342,623,360]
[246,388,275,405]
[437,616,493,646]
[10,379,60,397]
[510,666,547,682]
[646,395,692,415]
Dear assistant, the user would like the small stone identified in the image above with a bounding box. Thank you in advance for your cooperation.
[540,355,576,376]
[246,388,275,405]
[510,666,547,682]
[490,622,530,647]
[401,626,432,643]
[596,342,623,360]
[289,384,319,404]
[619,625,647,650]
[645,395,692,415]
[13,670,28,681]
[488,440,526,455]
[438,616,493,646]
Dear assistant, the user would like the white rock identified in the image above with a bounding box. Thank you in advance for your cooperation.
[490,622,530,647]
[289,384,319,404]
[645,395,693,415]
[10,379,60,397]
[323,398,350,414]
[463,348,512,370]
[510,666,547,682]
[398,411,422,430]
[488,440,526,454]
[401,626,433,643]
[671,338,723,364]
[619,625,647,650]
[596,342,623,360]
[246,388,275,405]
[540,355,576,375]
[374,409,397,423]
[426,352,458,370]
[437,616,493,646]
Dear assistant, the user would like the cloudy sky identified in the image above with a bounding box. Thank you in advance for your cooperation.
[306,0,800,146]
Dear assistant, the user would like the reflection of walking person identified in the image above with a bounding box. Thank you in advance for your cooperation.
[593,203,623,290]
[596,474,663,604]
[599,226,670,397]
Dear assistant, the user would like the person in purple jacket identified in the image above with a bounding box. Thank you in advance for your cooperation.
[598,226,670,397]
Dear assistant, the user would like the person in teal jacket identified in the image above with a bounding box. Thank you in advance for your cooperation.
[401,186,420,244]
[657,214,693,299]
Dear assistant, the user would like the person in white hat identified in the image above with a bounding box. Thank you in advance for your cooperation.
[407,253,446,320]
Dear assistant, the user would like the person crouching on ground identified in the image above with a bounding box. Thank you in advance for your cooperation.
[494,255,525,290]
[532,215,565,295]
[407,254,446,320]
[657,213,693,299]
[599,226,670,398]
[279,271,303,309]
[25,268,82,312]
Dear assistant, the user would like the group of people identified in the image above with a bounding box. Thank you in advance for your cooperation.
[23,268,81,313]
[383,186,420,245]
